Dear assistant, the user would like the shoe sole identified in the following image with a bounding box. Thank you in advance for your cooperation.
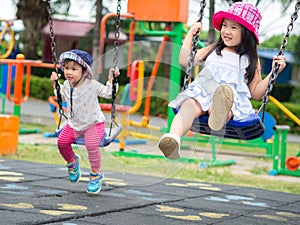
[158,136,179,160]
[208,85,233,131]
[87,187,101,195]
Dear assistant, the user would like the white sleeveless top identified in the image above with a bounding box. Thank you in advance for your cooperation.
[169,50,255,121]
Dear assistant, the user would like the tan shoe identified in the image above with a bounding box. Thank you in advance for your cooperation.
[208,85,233,131]
[158,133,180,160]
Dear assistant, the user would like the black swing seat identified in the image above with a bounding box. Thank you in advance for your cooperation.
[56,125,122,147]
[190,113,265,140]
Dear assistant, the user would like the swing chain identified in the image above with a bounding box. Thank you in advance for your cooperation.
[113,0,121,70]
[258,1,300,115]
[46,0,67,128]
[47,1,58,74]
[109,0,121,135]
[279,1,300,56]
[182,0,206,91]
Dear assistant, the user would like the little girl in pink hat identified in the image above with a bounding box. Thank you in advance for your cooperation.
[158,2,286,160]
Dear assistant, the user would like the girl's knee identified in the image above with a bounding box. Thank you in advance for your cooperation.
[58,138,73,148]
[182,98,204,116]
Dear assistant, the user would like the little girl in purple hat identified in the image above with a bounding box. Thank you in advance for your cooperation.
[158,2,286,160]
[50,49,119,194]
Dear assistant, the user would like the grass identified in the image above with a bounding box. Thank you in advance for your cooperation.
[1,122,300,195]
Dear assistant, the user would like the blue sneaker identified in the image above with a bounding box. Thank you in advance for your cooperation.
[87,172,104,194]
[66,154,81,183]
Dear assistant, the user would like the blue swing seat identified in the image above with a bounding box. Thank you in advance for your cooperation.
[190,113,265,140]
[56,125,122,147]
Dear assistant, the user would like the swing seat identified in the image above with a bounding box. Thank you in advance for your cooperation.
[56,125,122,147]
[190,113,265,140]
[48,96,122,147]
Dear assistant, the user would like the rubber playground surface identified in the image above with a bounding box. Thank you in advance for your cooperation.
[0,158,300,225]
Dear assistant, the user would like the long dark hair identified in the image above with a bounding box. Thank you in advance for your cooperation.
[202,25,258,85]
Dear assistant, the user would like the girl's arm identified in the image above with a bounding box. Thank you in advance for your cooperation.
[179,22,214,67]
[248,55,286,100]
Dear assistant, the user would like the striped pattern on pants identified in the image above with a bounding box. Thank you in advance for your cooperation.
[57,122,105,172]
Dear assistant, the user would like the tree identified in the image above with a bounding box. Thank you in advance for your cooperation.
[16,0,70,59]
[92,0,102,80]
[208,0,216,44]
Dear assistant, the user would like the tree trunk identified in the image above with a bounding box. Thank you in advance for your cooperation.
[16,0,48,59]
[208,0,216,44]
[92,0,103,80]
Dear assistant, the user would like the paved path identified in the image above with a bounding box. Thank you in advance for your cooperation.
[0,158,300,225]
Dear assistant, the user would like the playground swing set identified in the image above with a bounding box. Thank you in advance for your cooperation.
[46,0,122,147]
[98,0,300,175]
[0,0,299,177]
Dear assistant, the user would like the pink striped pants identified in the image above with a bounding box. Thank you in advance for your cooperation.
[57,122,105,172]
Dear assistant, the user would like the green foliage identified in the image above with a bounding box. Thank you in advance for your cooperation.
[260,34,299,52]
[293,36,300,62]
[290,86,300,104]
[271,84,295,102]
[138,95,169,118]
[25,75,54,101]
[252,99,300,134]
[50,0,71,17]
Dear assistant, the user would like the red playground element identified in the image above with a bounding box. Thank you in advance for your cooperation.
[286,156,300,171]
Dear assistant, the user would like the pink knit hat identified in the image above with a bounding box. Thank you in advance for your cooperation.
[212,2,262,44]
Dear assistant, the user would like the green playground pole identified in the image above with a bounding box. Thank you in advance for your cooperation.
[270,125,300,177]
[0,58,6,114]
[168,22,184,131]
[272,129,280,172]
[140,22,185,132]
[279,126,289,170]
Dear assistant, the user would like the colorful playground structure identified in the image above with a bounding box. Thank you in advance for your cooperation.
[0,0,300,178]
[0,19,15,59]
[0,53,55,154]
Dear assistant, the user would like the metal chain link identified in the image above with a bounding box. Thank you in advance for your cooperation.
[182,0,206,91]
[258,1,300,115]
[46,0,58,74]
[113,1,121,70]
[46,0,67,128]
[109,0,121,134]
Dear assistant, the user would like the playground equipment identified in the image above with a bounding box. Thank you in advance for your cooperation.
[46,60,143,148]
[100,60,148,149]
[190,93,300,168]
[0,19,15,115]
[286,154,300,171]
[45,0,122,147]
[183,112,276,168]
[99,0,299,155]
[0,54,57,134]
[98,0,190,150]
[0,114,19,155]
[47,94,123,147]
[184,0,300,140]
[268,125,298,176]
[268,96,300,177]
[0,20,15,59]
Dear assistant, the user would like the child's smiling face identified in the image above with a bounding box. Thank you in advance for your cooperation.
[221,18,242,49]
